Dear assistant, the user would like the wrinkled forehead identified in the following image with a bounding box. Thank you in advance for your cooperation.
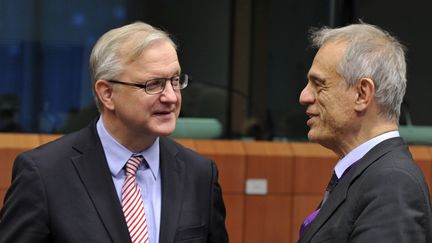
[312,41,346,69]
[307,41,346,83]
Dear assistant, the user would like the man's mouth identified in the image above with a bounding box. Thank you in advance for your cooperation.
[305,110,319,126]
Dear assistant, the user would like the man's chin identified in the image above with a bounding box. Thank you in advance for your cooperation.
[307,130,319,143]
[153,125,176,137]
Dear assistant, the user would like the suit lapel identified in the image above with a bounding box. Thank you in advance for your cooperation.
[159,137,185,243]
[300,174,349,242]
[71,124,131,243]
[301,137,405,242]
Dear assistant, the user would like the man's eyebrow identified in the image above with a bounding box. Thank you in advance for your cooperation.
[307,73,325,84]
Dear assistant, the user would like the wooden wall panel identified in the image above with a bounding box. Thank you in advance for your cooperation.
[290,142,337,194]
[2,134,432,243]
[39,134,63,145]
[0,189,6,207]
[244,141,293,193]
[194,140,246,193]
[173,138,196,150]
[0,133,41,207]
[243,142,294,242]
[409,145,432,189]
[244,196,292,243]
[243,196,266,243]
[193,140,246,242]
[0,149,28,190]
[0,133,40,148]
[223,194,245,243]
[291,195,322,243]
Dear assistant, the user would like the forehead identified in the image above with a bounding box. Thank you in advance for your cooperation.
[120,36,176,60]
[308,41,346,81]
[139,41,177,62]
[123,40,180,77]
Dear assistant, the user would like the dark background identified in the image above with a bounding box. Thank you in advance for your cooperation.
[0,0,430,142]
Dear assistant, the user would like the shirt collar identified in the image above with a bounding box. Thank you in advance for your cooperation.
[96,117,160,180]
[334,131,400,178]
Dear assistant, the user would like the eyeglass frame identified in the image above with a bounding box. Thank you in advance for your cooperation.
[107,74,190,95]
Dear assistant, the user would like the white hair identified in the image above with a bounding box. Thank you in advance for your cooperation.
[310,23,407,121]
[89,21,176,112]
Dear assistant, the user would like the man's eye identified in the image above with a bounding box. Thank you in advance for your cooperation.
[171,77,180,85]
[146,80,163,90]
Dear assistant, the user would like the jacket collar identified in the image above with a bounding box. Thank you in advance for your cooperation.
[71,122,132,243]
[158,137,185,243]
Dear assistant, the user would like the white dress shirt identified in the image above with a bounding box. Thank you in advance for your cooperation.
[334,131,400,179]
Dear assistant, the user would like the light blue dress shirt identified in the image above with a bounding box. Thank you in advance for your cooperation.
[334,131,400,179]
[96,118,161,243]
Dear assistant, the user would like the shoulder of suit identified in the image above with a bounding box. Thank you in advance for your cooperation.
[22,125,93,161]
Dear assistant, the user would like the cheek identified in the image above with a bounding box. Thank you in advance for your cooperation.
[316,96,331,115]
[317,97,344,125]
[176,93,182,109]
[325,105,353,132]
[319,91,346,111]
[177,92,182,103]
[137,97,159,114]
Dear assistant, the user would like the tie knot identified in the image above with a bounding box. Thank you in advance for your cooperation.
[125,155,144,176]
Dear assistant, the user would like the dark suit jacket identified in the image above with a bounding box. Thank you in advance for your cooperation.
[299,137,432,243]
[0,122,228,243]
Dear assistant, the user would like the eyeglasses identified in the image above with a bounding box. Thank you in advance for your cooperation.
[108,74,190,95]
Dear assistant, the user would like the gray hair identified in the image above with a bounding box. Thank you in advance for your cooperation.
[310,23,407,122]
[89,21,177,112]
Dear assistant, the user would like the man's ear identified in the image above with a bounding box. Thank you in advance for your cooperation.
[95,80,115,111]
[354,78,375,112]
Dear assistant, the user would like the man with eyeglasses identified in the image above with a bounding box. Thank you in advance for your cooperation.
[0,22,229,243]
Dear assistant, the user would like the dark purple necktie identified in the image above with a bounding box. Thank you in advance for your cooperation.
[298,171,338,239]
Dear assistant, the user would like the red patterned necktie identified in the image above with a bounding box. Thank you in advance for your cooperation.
[122,155,149,243]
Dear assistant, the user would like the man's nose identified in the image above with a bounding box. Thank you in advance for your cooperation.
[299,83,315,105]
[160,81,178,102]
